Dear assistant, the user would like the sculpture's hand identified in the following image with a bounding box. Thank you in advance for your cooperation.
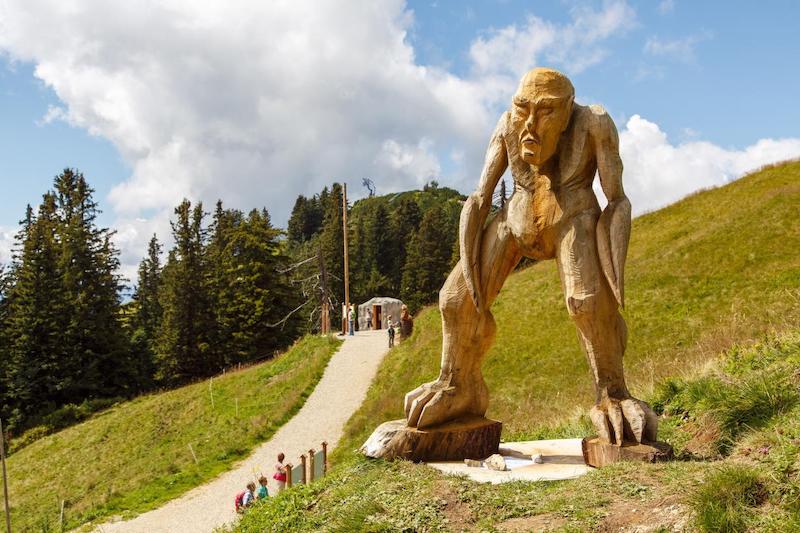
[596,197,631,308]
[592,107,629,308]
[460,194,484,310]
[589,396,658,446]
[460,112,510,312]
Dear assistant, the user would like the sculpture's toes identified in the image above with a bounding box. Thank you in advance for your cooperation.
[406,388,437,427]
[416,390,456,429]
[404,383,430,421]
[590,398,659,446]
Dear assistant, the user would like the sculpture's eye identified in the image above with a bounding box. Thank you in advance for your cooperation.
[538,107,553,117]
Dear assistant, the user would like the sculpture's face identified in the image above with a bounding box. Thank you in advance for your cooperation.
[511,69,574,166]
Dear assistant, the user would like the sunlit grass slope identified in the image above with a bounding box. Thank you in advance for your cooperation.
[1,335,341,532]
[236,333,800,532]
[340,160,800,451]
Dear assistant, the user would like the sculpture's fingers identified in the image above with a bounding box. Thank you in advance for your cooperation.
[407,390,436,428]
[608,402,624,446]
[640,400,659,443]
[589,406,612,444]
[621,399,646,444]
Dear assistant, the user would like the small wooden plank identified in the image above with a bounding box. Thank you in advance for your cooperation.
[581,437,673,468]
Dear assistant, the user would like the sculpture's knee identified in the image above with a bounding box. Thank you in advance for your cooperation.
[566,293,598,323]
[439,278,468,321]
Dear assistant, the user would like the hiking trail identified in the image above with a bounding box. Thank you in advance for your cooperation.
[94,330,390,533]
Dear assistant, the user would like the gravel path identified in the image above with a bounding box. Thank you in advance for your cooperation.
[95,330,389,533]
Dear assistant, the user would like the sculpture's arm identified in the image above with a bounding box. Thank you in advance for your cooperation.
[460,112,509,312]
[593,108,630,308]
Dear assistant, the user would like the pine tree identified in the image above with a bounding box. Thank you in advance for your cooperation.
[387,197,422,293]
[155,200,216,385]
[216,208,299,363]
[319,183,345,323]
[4,194,66,424]
[130,234,163,386]
[401,206,453,313]
[53,170,133,401]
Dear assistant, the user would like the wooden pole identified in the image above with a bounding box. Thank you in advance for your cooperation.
[300,454,307,484]
[285,463,293,488]
[318,245,329,335]
[308,449,316,482]
[342,183,350,333]
[1,417,11,533]
[322,441,328,476]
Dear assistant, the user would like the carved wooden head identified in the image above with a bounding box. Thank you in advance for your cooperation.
[510,67,574,166]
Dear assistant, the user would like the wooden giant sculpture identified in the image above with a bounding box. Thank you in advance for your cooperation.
[362,68,659,462]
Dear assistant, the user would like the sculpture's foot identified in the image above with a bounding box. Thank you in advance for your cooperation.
[361,416,502,462]
[404,375,488,429]
[589,396,658,446]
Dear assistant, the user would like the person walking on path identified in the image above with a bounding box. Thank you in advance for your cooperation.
[348,305,355,336]
[273,453,287,492]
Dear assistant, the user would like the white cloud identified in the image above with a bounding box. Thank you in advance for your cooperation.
[469,0,636,78]
[1,0,795,284]
[0,0,637,278]
[376,138,441,190]
[0,226,14,266]
[657,0,675,15]
[619,115,800,214]
[644,32,711,64]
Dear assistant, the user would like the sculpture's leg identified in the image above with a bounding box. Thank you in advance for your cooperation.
[556,209,657,445]
[405,210,521,429]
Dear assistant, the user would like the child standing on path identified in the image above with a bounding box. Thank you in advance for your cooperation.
[256,476,269,499]
[387,315,395,347]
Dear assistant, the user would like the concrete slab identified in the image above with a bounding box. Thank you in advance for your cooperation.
[426,438,593,484]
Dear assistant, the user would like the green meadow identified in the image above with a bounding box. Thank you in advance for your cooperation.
[1,335,341,532]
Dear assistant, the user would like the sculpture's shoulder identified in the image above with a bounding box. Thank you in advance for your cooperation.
[582,104,619,139]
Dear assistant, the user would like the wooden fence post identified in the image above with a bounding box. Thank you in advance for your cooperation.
[285,463,293,488]
[322,441,328,476]
[308,449,316,482]
[300,454,307,484]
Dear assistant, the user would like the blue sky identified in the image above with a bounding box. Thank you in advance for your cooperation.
[0,0,798,279]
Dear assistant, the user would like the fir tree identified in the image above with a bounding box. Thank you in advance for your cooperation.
[155,200,216,384]
[401,206,453,313]
[319,183,345,322]
[4,194,65,424]
[53,170,133,400]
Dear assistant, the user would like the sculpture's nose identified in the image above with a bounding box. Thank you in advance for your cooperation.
[525,110,536,136]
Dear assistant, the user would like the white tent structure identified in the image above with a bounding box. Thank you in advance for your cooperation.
[357,297,404,330]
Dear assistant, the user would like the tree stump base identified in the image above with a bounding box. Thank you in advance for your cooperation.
[581,436,673,468]
[360,416,502,462]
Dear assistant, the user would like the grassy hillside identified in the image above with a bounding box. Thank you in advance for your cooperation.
[1,335,341,532]
[232,161,800,532]
[340,160,800,448]
[236,333,800,532]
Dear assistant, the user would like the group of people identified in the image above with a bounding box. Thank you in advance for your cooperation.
[346,304,411,348]
[235,452,288,513]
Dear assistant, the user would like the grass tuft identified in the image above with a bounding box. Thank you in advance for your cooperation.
[692,464,766,533]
